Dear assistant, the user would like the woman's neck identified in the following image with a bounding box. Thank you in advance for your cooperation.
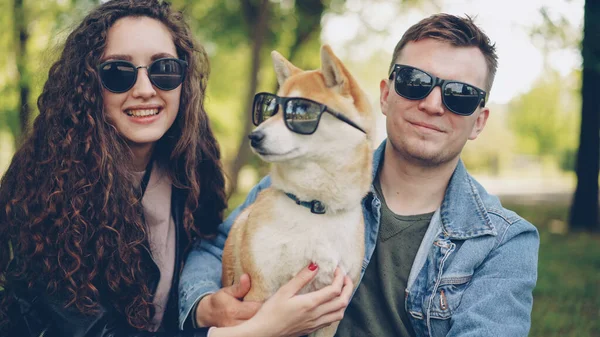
[130,142,155,172]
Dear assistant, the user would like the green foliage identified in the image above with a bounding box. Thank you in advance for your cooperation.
[507,71,580,169]
[0,0,18,136]
[175,0,333,192]
[0,0,96,142]
[530,5,582,53]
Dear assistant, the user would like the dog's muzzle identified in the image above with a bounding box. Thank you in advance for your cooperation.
[248,130,265,149]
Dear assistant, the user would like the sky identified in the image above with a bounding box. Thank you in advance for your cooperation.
[321,0,584,105]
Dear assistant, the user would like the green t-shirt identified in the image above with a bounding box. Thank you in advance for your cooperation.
[336,177,433,337]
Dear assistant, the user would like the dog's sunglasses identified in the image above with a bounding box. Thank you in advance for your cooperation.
[252,93,366,135]
[388,64,486,116]
[97,57,188,93]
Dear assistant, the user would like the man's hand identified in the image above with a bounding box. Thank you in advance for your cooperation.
[195,274,262,328]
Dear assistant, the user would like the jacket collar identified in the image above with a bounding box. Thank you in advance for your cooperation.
[372,140,497,240]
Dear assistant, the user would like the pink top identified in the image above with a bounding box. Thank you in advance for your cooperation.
[134,163,176,331]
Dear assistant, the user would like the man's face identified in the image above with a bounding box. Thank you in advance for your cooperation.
[380,38,490,166]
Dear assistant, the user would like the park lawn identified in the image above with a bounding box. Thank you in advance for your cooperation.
[504,202,600,337]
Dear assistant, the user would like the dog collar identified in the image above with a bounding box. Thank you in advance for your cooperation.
[285,193,326,215]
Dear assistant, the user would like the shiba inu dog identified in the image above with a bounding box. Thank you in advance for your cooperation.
[222,45,374,337]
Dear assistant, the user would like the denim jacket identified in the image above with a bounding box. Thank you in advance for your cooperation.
[179,140,539,337]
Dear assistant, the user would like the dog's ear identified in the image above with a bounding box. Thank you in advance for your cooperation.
[272,51,302,86]
[321,45,350,95]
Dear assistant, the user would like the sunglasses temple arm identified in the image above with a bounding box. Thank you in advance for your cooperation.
[329,110,367,134]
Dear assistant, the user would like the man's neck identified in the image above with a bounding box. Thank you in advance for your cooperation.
[379,141,458,216]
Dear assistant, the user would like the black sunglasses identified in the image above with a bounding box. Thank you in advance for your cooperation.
[252,92,366,135]
[388,64,486,116]
[97,57,188,93]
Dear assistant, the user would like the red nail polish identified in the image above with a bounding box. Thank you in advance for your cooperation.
[308,262,318,271]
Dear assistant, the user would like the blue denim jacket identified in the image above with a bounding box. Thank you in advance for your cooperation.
[179,140,539,336]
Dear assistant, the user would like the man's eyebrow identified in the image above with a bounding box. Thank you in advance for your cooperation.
[151,52,177,61]
[101,54,132,62]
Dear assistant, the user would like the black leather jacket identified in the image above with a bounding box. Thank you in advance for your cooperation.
[4,188,208,337]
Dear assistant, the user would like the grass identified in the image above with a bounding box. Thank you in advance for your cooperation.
[502,201,600,337]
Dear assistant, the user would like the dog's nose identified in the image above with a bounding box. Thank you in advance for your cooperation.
[248,131,265,148]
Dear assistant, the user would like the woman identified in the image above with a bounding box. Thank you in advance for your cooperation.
[0,0,351,336]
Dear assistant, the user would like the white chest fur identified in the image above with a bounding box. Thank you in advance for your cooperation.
[249,194,364,296]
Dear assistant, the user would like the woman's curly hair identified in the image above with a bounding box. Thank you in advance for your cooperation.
[0,0,226,330]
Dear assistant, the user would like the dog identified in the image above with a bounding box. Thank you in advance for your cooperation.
[222,45,374,337]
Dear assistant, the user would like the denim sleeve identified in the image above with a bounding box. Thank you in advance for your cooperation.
[446,219,539,337]
[178,176,272,330]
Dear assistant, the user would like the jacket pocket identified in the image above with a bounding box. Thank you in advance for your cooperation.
[429,274,472,320]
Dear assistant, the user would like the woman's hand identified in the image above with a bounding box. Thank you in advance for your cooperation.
[246,263,353,337]
[209,263,353,337]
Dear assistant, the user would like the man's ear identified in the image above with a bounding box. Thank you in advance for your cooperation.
[380,79,391,116]
[469,107,489,140]
[271,51,302,86]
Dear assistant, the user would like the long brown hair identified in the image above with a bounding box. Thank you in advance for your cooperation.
[0,0,226,330]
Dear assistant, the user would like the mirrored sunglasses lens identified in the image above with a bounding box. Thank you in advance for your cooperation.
[395,67,433,99]
[285,99,321,134]
[253,94,277,125]
[149,59,185,90]
[443,82,480,115]
[100,62,136,92]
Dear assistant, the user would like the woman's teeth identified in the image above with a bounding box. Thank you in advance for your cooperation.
[126,108,160,117]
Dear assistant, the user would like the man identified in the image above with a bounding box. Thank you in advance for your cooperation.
[179,14,539,337]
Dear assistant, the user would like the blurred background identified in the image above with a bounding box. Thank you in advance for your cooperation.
[0,0,598,335]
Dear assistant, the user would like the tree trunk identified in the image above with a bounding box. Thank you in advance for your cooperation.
[14,0,30,143]
[228,0,270,194]
[227,0,328,194]
[271,0,324,93]
[288,0,324,64]
[569,0,600,232]
[255,0,325,178]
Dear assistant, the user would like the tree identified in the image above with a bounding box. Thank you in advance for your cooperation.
[507,71,580,160]
[13,0,30,143]
[228,0,274,195]
[570,0,600,232]
[182,0,339,194]
[197,0,430,195]
[2,0,99,145]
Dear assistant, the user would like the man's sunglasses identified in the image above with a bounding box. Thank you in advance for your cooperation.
[252,93,366,135]
[97,57,188,93]
[388,64,486,116]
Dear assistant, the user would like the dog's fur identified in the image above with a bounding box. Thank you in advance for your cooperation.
[222,45,374,337]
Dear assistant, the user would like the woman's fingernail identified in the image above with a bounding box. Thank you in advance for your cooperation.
[308,262,318,271]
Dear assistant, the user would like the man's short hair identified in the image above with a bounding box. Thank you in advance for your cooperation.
[390,13,498,93]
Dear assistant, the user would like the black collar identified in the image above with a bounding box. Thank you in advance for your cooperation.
[137,154,154,200]
[285,193,327,214]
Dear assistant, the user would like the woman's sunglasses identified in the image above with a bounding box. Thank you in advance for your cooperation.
[388,64,487,116]
[97,57,188,93]
[252,92,366,135]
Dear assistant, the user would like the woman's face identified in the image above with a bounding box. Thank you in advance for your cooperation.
[100,16,182,152]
